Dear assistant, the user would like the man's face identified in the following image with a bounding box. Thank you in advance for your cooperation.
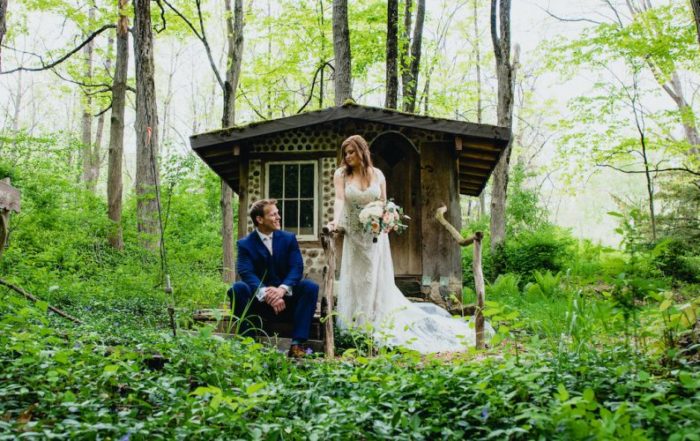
[256,204,281,234]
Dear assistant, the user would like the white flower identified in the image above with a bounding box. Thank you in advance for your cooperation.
[359,200,385,223]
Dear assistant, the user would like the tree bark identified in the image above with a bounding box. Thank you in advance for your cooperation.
[221,0,245,284]
[133,0,161,249]
[666,71,700,156]
[400,0,412,106]
[332,0,352,105]
[0,0,8,71]
[385,0,399,109]
[489,0,516,259]
[402,0,425,113]
[474,0,483,124]
[81,6,96,190]
[107,0,129,250]
[691,0,700,50]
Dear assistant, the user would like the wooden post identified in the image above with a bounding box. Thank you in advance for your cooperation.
[320,226,343,358]
[435,205,486,349]
[472,231,485,349]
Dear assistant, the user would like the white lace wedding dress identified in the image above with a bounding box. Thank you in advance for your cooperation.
[336,172,482,353]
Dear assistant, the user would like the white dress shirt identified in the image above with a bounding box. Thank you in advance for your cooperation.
[254,229,292,301]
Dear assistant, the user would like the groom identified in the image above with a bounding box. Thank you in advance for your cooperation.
[228,199,319,358]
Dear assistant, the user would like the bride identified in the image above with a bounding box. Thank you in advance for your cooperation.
[327,135,485,353]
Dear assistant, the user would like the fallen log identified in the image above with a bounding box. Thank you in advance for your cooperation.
[0,278,84,325]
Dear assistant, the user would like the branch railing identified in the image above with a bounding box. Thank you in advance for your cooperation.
[320,226,345,358]
[435,205,486,349]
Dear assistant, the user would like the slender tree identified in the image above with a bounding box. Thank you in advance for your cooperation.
[80,6,95,190]
[473,0,486,217]
[385,0,398,109]
[691,0,700,49]
[221,0,245,283]
[332,0,351,105]
[107,0,129,250]
[401,0,425,113]
[0,0,8,71]
[489,0,517,258]
[133,0,161,249]
[163,0,244,282]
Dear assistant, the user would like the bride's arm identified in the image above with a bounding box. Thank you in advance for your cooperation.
[376,168,387,202]
[327,168,345,231]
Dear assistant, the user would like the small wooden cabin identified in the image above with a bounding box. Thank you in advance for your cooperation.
[190,103,509,298]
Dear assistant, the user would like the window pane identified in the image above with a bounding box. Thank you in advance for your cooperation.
[299,200,314,235]
[284,200,298,231]
[300,164,315,198]
[268,164,283,198]
[285,164,299,198]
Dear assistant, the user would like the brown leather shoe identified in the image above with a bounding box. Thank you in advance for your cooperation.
[287,344,306,359]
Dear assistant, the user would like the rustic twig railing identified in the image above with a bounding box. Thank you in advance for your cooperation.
[320,226,344,358]
[0,178,21,260]
[435,205,486,349]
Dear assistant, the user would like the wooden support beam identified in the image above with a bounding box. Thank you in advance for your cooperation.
[459,151,498,161]
[455,136,462,151]
[459,170,487,178]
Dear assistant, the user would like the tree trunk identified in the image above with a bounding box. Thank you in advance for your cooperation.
[641,133,657,241]
[221,0,245,283]
[474,0,483,124]
[691,0,700,50]
[402,0,425,113]
[666,71,700,156]
[81,6,96,190]
[385,0,399,109]
[400,0,412,106]
[133,0,161,249]
[489,0,516,259]
[332,0,352,105]
[107,0,129,251]
[0,0,8,71]
[475,1,486,219]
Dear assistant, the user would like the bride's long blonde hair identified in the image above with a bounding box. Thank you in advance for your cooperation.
[340,135,374,187]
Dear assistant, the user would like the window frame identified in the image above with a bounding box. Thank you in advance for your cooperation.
[264,160,318,241]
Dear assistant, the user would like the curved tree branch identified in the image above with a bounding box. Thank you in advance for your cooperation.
[596,163,700,176]
[1,24,116,75]
[160,0,224,90]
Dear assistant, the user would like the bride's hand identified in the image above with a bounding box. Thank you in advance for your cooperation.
[326,221,337,232]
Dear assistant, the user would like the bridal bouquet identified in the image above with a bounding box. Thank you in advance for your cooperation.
[358,200,409,242]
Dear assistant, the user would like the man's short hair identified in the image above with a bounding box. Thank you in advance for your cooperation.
[249,199,278,226]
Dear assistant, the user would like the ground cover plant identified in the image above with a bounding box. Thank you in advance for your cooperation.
[2,154,699,440]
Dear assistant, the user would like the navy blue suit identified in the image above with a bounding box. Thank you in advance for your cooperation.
[229,230,318,341]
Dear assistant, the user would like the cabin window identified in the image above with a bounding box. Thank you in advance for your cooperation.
[265,161,317,240]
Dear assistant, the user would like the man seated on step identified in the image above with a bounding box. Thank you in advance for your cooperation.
[228,199,319,358]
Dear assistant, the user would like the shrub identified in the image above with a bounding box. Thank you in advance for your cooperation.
[651,237,700,283]
[503,227,573,279]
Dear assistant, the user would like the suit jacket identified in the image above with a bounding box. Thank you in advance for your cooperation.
[236,229,304,294]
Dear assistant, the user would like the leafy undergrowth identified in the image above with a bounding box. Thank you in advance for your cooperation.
[2,294,699,440]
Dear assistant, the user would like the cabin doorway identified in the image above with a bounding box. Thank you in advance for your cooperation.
[370,132,422,276]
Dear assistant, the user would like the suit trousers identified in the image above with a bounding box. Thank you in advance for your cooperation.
[229,280,319,341]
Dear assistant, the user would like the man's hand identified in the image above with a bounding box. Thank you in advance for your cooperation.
[269,297,286,314]
[264,287,286,314]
